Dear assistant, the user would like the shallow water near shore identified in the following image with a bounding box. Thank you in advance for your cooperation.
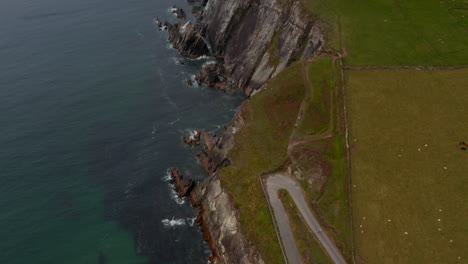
[0,0,242,263]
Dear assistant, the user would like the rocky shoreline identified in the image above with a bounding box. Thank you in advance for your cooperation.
[161,0,324,95]
[171,103,266,263]
[163,0,325,262]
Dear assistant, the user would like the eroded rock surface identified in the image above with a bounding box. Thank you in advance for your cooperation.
[166,0,324,95]
[169,167,194,198]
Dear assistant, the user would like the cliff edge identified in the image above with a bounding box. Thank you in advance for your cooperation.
[167,0,323,95]
[167,0,325,263]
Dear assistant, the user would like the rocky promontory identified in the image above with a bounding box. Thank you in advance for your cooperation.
[174,104,265,264]
[169,167,194,198]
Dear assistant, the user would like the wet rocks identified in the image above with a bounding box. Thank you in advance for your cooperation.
[183,130,201,146]
[169,167,195,198]
[171,5,187,19]
[195,63,227,91]
[154,18,163,29]
[165,21,210,58]
[183,135,199,146]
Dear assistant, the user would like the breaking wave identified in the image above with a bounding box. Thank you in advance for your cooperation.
[162,170,185,205]
[161,217,186,227]
[187,217,196,227]
[186,129,199,140]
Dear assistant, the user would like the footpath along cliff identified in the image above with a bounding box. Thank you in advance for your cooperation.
[165,0,324,263]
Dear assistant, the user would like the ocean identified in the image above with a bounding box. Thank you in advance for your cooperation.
[0,0,242,263]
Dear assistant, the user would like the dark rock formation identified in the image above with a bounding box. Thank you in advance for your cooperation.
[189,174,264,264]
[173,104,263,264]
[165,21,210,58]
[169,168,195,198]
[171,5,187,19]
[183,135,199,146]
[195,63,228,91]
[183,130,201,146]
[155,18,163,29]
[166,0,324,95]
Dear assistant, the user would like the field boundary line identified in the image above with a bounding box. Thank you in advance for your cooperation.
[339,54,357,264]
[344,65,468,70]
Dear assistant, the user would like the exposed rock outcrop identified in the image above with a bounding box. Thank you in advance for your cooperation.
[171,5,187,19]
[165,21,210,58]
[183,130,201,146]
[174,104,262,264]
[166,0,324,95]
[195,63,228,91]
[189,174,265,264]
[169,167,195,198]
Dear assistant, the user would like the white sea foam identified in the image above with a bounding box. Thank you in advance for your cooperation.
[187,74,199,88]
[162,169,186,205]
[187,217,197,227]
[162,217,186,227]
[202,60,217,68]
[168,7,178,13]
[162,169,172,182]
[187,55,211,61]
[169,184,185,205]
[188,129,199,140]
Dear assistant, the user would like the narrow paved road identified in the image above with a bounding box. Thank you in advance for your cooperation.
[266,173,347,264]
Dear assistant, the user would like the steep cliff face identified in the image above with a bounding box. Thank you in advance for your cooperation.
[175,104,265,264]
[169,0,324,95]
[168,1,324,263]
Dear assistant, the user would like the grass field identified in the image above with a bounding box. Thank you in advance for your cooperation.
[220,63,305,263]
[278,189,333,264]
[296,56,336,139]
[302,0,468,66]
[347,68,468,263]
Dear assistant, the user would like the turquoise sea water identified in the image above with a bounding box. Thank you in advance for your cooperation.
[0,0,242,263]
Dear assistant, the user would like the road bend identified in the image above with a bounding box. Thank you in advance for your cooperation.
[266,173,347,264]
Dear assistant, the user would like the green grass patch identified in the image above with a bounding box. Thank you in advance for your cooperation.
[347,68,468,263]
[297,56,338,139]
[301,0,468,66]
[220,63,306,263]
[278,189,333,264]
[266,30,281,67]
